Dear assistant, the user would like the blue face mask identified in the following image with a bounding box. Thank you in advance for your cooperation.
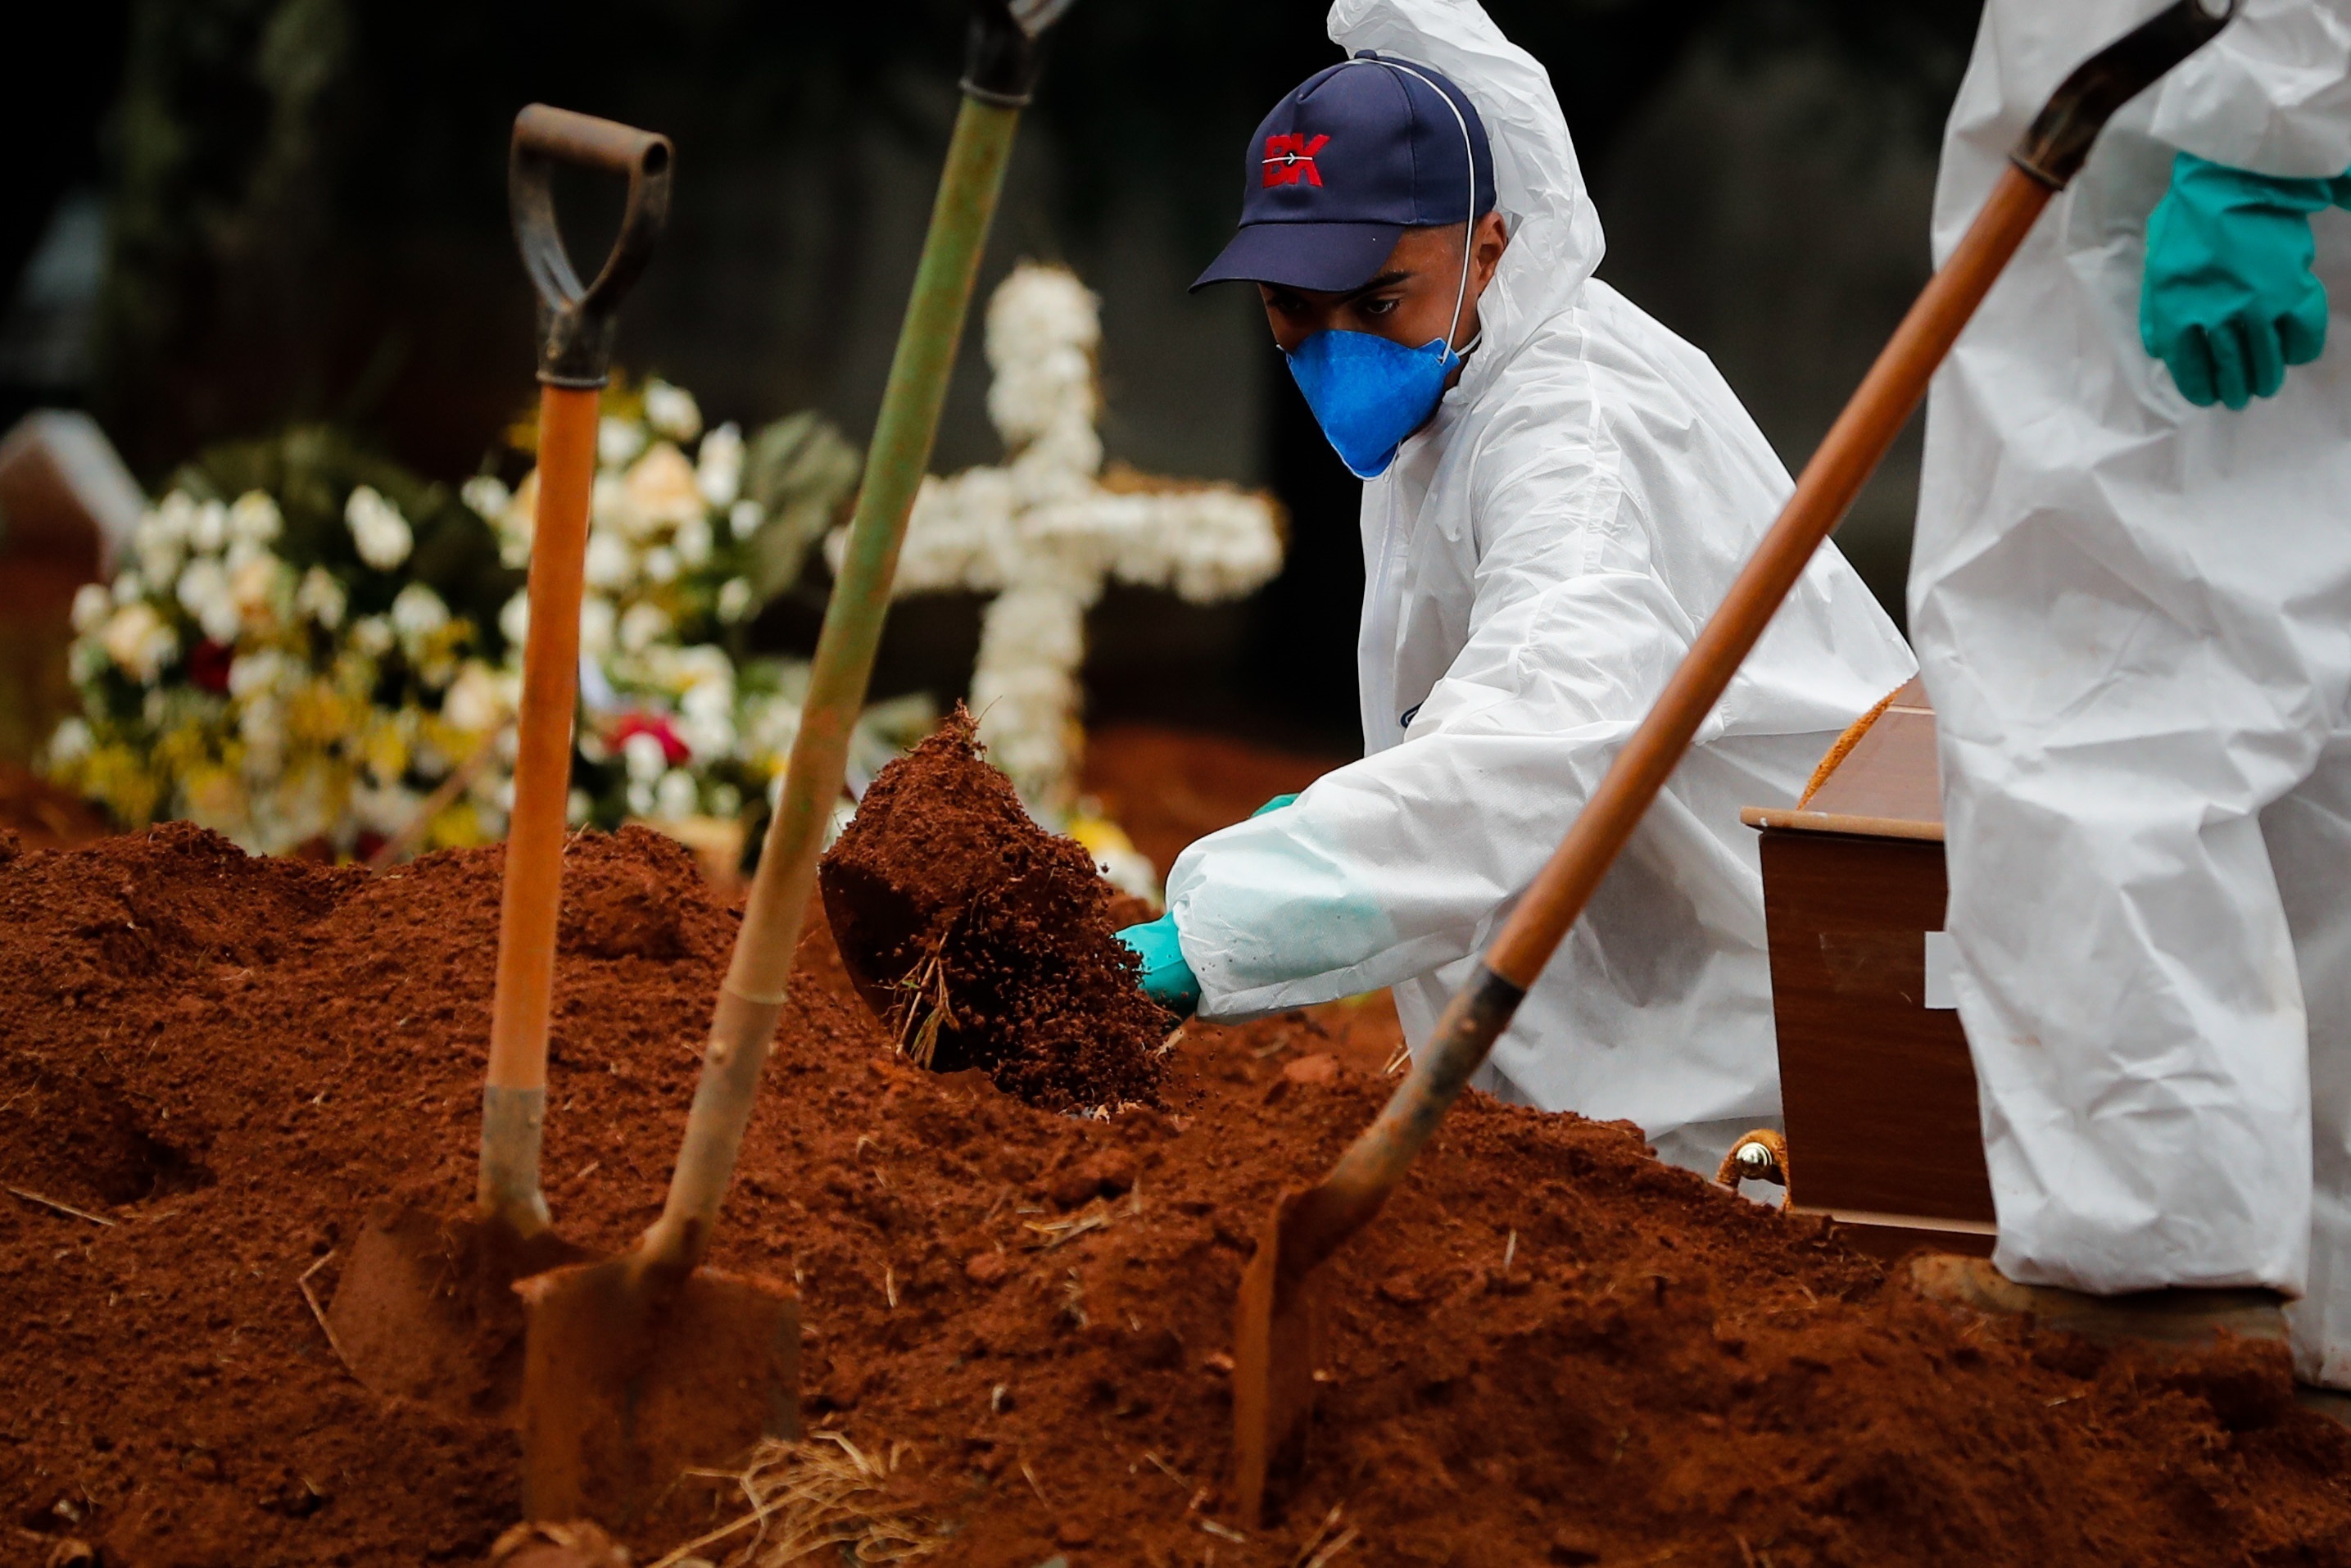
[1284,329,1462,479]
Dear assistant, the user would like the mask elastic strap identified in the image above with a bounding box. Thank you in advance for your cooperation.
[1356,57,1479,356]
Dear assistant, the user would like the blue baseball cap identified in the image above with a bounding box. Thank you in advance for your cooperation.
[1192,53,1496,295]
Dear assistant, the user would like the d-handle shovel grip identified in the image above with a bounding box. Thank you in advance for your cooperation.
[1271,0,2241,1280]
[963,0,1080,106]
[2013,0,2236,189]
[509,104,675,387]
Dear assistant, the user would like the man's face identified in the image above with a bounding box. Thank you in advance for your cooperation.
[1257,211,1509,356]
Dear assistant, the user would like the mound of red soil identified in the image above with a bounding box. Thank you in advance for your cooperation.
[2,815,2349,1567]
[820,707,1168,1113]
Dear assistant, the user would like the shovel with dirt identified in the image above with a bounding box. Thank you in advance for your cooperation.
[512,0,1080,1527]
[1226,0,2240,1526]
[326,104,673,1419]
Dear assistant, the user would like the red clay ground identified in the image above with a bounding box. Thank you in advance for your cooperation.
[4,729,2349,1567]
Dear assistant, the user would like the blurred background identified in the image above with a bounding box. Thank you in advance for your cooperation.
[6,0,1980,759]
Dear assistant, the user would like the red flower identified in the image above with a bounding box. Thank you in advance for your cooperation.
[188,639,233,694]
[606,709,690,765]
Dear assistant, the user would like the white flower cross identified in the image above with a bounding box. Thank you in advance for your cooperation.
[838,261,1285,814]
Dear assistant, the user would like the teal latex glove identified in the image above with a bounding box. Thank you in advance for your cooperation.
[1116,912,1198,1017]
[1113,796,1293,1016]
[2140,151,2351,410]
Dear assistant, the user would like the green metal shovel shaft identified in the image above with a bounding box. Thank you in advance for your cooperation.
[641,96,1024,1272]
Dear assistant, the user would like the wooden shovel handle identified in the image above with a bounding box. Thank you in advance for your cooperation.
[477,384,597,1230]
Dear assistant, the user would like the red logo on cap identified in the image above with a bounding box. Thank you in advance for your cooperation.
[1262,134,1329,188]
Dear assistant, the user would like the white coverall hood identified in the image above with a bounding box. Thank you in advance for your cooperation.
[1327,0,1605,370]
[1909,0,2351,1384]
[1166,0,1917,1175]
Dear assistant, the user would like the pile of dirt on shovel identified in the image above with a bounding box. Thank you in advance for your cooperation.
[5,809,2351,1567]
[819,706,1170,1113]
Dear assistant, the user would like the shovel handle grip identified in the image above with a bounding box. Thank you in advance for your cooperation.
[509,105,674,387]
[2012,0,2236,189]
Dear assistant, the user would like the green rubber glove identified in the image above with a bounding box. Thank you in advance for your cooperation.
[1115,912,1198,1017]
[2140,151,2351,410]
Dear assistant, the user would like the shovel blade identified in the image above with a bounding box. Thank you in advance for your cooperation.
[1232,1190,1322,1528]
[518,1256,799,1528]
[327,1204,588,1420]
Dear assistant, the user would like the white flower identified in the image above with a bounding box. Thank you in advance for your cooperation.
[621,730,670,784]
[496,470,539,566]
[346,486,413,570]
[620,442,703,536]
[985,263,1100,447]
[133,499,188,587]
[627,779,657,818]
[641,545,679,585]
[584,529,636,591]
[297,566,347,629]
[350,776,421,838]
[742,691,802,763]
[674,512,713,569]
[112,572,143,605]
[48,716,93,765]
[238,696,286,771]
[227,549,288,632]
[717,576,755,623]
[101,602,177,682]
[679,711,736,764]
[227,648,291,700]
[618,600,670,654]
[729,499,763,540]
[70,582,111,634]
[591,471,628,528]
[228,492,283,545]
[442,661,507,732]
[644,379,702,442]
[578,595,617,655]
[188,499,230,555]
[154,492,198,542]
[499,588,531,649]
[598,415,647,469]
[679,675,733,722]
[695,421,742,507]
[391,582,450,642]
[350,615,396,657]
[567,788,594,826]
[461,474,512,520]
[176,558,240,644]
[70,640,107,683]
[654,768,700,820]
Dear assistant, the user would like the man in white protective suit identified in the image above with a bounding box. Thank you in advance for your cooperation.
[1905,0,2351,1401]
[1111,0,1917,1177]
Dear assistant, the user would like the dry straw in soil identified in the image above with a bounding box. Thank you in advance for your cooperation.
[647,1434,950,1567]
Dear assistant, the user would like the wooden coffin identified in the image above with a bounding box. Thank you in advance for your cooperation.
[1739,679,1996,1259]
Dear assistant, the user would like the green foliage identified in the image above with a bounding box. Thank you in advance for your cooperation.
[743,411,861,601]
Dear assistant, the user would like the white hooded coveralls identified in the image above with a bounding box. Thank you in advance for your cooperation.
[1164,0,1916,1175]
[1909,0,2351,1383]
